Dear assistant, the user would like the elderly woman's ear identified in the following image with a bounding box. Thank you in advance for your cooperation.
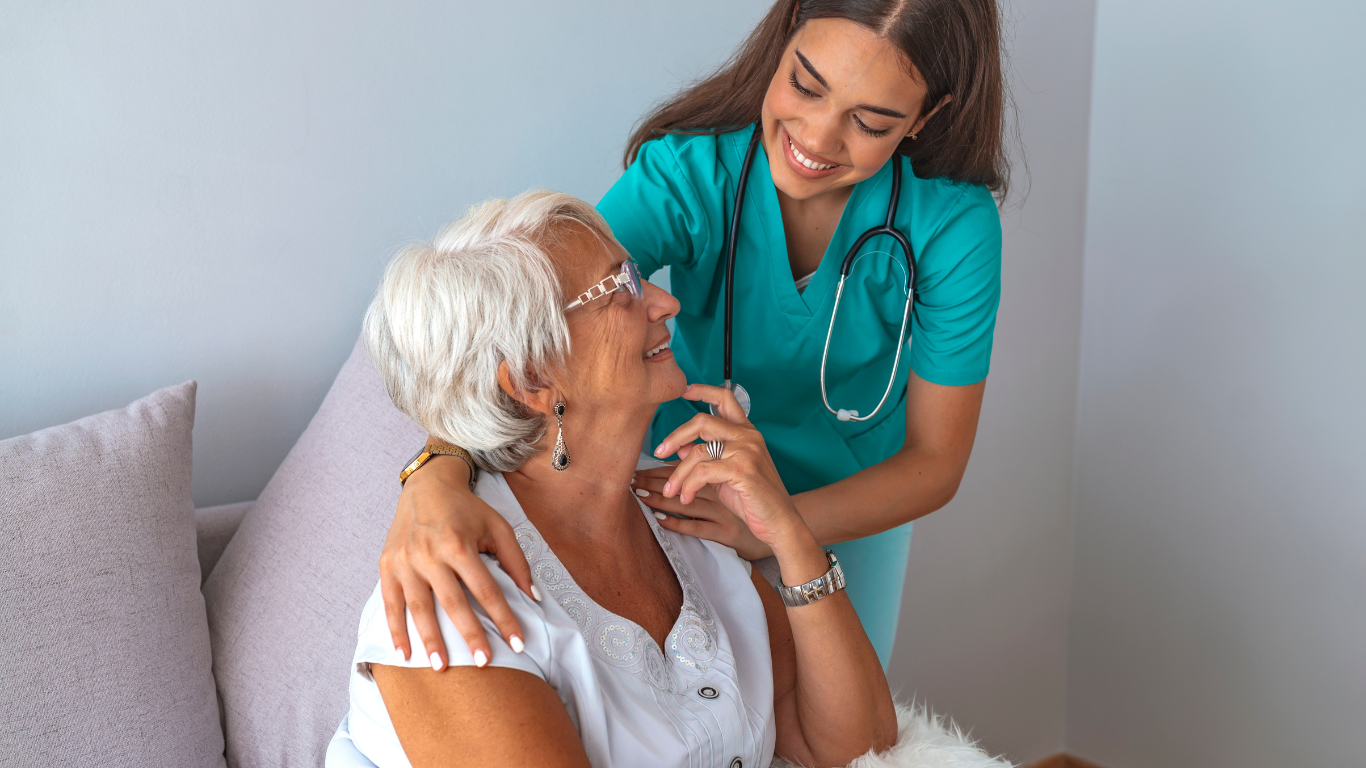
[497,360,558,417]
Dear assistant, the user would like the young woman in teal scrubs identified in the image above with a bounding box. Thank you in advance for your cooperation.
[379,0,1009,669]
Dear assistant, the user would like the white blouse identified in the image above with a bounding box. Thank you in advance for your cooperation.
[328,466,777,768]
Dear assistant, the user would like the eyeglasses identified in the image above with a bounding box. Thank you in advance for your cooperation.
[564,260,644,311]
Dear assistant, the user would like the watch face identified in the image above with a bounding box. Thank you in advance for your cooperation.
[400,449,434,484]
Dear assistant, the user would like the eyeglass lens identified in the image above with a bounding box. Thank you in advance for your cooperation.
[621,261,644,299]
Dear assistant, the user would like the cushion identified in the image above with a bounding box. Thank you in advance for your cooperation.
[202,339,425,766]
[195,501,253,585]
[0,382,225,767]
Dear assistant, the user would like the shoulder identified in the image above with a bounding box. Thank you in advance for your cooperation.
[352,570,550,678]
[349,475,551,675]
[472,471,529,527]
[634,126,752,172]
[902,169,1001,278]
[905,167,1001,248]
[625,127,754,200]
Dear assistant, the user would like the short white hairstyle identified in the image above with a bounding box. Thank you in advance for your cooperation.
[363,189,616,472]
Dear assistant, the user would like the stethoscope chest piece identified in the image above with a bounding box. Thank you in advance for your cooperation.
[709,381,752,418]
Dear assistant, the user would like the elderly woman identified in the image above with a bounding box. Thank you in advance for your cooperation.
[329,190,897,768]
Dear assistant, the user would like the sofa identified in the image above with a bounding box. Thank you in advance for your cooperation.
[0,338,1009,768]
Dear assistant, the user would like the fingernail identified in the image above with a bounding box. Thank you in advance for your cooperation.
[396,647,408,662]
[634,488,649,497]
[531,584,543,602]
[510,636,525,654]
[663,482,673,495]
[473,650,489,667]
[429,652,444,671]
[654,445,665,457]
[654,512,666,521]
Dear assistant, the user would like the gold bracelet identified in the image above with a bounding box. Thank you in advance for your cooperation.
[399,445,478,492]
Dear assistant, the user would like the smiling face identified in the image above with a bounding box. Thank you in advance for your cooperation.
[761,18,931,201]
[553,225,685,418]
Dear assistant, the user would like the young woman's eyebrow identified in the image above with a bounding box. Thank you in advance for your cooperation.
[794,49,909,120]
[794,49,831,89]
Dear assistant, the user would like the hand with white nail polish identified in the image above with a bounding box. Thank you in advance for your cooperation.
[633,464,772,560]
[379,450,538,671]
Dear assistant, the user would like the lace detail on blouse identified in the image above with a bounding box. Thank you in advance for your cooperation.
[513,504,718,693]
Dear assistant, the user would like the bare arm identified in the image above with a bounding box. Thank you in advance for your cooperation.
[640,373,984,555]
[372,664,590,768]
[753,550,897,766]
[796,371,985,544]
[663,385,898,766]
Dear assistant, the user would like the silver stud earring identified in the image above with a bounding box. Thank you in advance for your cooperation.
[551,401,570,471]
[910,131,918,141]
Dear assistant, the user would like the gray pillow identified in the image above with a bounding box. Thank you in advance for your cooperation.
[202,339,425,767]
[0,382,225,768]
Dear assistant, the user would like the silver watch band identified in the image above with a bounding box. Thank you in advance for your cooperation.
[776,550,847,607]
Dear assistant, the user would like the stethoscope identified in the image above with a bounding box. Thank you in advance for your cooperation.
[714,125,915,423]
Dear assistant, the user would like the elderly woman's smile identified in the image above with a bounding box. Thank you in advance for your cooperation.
[554,223,686,430]
[643,338,671,360]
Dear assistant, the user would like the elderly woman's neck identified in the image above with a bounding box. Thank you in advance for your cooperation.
[505,414,651,537]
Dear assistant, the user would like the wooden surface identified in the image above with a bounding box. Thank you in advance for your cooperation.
[1023,755,1108,768]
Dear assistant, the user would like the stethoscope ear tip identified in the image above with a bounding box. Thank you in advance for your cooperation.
[837,409,859,422]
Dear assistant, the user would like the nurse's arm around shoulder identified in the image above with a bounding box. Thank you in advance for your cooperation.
[376,454,536,672]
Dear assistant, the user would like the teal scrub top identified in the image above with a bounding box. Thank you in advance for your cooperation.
[597,125,1002,666]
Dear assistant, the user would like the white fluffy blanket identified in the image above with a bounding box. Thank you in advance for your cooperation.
[770,703,1013,768]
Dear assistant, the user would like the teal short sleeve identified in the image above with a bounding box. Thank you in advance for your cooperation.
[908,185,1002,386]
[597,137,713,276]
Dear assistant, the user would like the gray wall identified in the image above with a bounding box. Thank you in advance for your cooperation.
[1066,0,1366,765]
[886,0,1095,762]
[3,1,1097,764]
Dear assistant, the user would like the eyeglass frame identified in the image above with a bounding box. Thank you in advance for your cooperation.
[564,260,644,311]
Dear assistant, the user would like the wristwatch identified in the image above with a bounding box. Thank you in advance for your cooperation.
[399,445,478,492]
[776,550,847,607]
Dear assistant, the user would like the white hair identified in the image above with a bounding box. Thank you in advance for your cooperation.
[363,189,616,472]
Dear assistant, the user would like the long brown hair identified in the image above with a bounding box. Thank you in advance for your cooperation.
[624,0,1012,199]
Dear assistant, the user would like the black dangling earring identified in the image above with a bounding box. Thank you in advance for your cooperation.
[551,401,570,471]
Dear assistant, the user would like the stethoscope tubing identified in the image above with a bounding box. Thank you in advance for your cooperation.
[723,125,763,388]
[722,124,916,423]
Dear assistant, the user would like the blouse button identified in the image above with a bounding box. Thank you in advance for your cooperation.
[697,686,719,700]
[729,759,743,768]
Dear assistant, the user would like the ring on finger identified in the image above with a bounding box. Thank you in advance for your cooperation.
[706,440,725,461]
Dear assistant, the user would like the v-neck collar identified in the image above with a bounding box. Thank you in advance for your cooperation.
[485,473,719,692]
[737,123,889,321]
